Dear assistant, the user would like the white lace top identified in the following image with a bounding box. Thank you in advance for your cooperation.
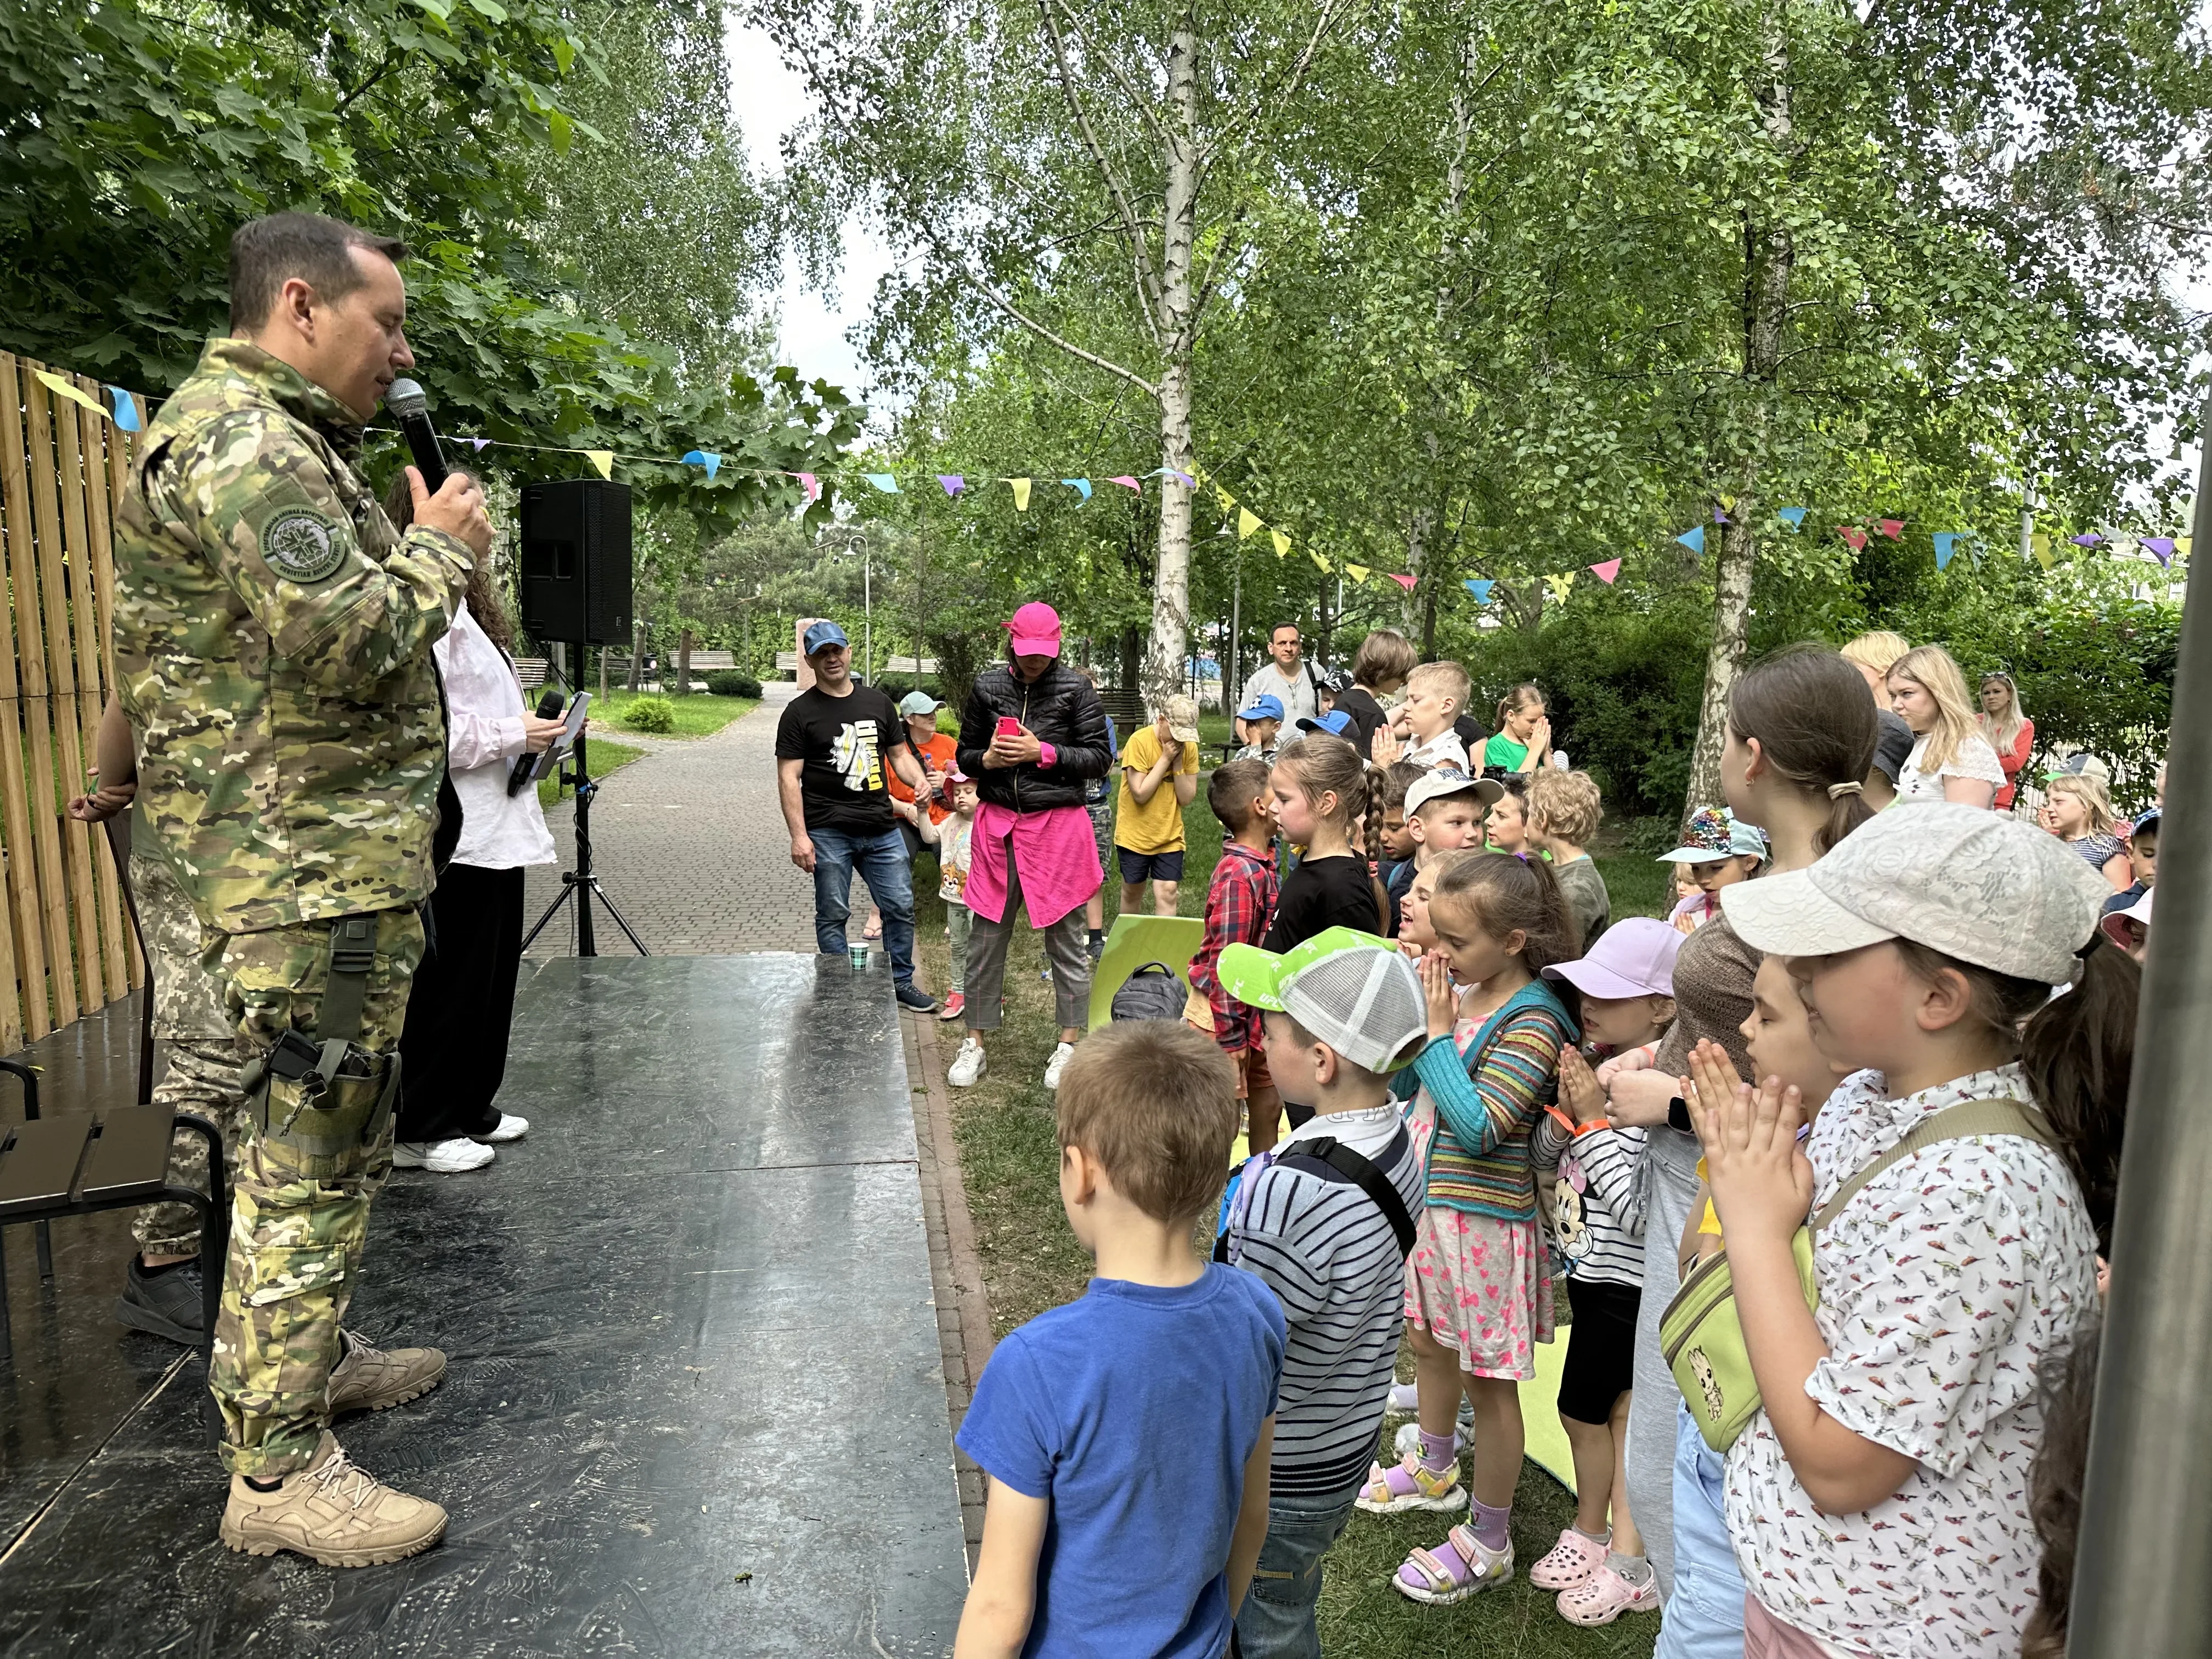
[1723,1063,2097,1657]
[1895,732,2007,803]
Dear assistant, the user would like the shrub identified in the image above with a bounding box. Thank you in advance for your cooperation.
[622,696,677,734]
[704,670,761,698]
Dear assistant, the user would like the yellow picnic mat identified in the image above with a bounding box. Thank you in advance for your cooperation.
[1087,913,1205,1030]
[1521,1322,1578,1494]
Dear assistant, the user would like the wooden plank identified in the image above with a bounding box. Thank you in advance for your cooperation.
[51,381,106,1011]
[18,373,80,1028]
[67,389,126,1002]
[102,392,143,992]
[0,357,49,1043]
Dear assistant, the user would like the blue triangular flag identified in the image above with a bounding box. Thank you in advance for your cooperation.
[681,449,723,481]
[107,386,140,432]
[937,475,964,496]
[1933,533,1960,571]
[1675,524,1705,555]
[1464,578,1495,604]
[1063,478,1092,502]
[865,473,899,493]
[1778,506,1808,529]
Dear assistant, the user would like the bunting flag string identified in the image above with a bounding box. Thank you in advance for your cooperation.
[32,360,2199,595]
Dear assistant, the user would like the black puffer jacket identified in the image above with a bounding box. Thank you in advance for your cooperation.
[956,661,1114,813]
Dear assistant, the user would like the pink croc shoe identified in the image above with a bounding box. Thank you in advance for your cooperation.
[1529,1526,1609,1590]
[1556,1562,1661,1627]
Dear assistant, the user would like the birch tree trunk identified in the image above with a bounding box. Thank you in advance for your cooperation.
[1146,19,1201,704]
[1681,14,1794,821]
[1403,36,1478,633]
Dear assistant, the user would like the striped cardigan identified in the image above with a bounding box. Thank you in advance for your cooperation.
[1402,980,1578,1222]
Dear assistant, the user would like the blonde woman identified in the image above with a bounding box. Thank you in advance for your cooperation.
[1886,644,2007,806]
[2041,771,2135,892]
[1839,631,1916,808]
[1980,673,2035,810]
[1837,630,1911,699]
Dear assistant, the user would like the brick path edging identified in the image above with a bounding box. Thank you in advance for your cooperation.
[901,1007,994,1573]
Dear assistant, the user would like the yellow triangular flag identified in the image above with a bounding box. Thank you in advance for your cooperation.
[1544,572,1577,603]
[1345,563,1369,584]
[2178,537,2192,560]
[584,450,613,480]
[1238,507,1262,540]
[33,370,108,420]
[1011,477,1033,511]
[2030,532,2051,558]
[1719,494,1736,511]
[1271,529,1291,558]
[1308,549,1331,573]
[1216,484,1238,514]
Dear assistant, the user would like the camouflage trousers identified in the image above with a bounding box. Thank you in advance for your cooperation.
[206,907,424,1479]
[129,846,253,1259]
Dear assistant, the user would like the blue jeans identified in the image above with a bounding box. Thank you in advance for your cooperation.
[809,825,917,986]
[1232,1479,1361,1659]
[1655,1400,1747,1659]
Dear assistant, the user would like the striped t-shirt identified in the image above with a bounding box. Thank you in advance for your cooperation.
[1229,1102,1424,1496]
[1532,1112,1647,1290]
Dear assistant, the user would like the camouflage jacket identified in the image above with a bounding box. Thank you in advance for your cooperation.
[112,339,473,933]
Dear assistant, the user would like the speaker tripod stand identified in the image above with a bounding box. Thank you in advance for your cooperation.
[522,720,649,957]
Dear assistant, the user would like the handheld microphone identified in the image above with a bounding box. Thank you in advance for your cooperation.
[509,690,566,795]
[385,377,448,496]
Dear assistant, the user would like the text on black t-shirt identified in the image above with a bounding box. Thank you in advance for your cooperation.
[774,685,910,834]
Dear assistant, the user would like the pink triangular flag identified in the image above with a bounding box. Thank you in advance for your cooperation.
[794,472,820,503]
[1839,526,1868,551]
[1589,558,1622,584]
[1877,518,1904,539]
[1389,573,1417,591]
[1108,475,1141,492]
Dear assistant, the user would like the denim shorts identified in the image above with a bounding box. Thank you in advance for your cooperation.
[1116,846,1186,884]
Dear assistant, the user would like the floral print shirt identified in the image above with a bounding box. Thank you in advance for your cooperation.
[1724,1064,2098,1657]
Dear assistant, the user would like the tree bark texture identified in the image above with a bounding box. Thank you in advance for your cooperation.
[1681,13,1794,822]
[1145,19,1201,706]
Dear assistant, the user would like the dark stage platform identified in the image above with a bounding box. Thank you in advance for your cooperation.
[0,954,967,1657]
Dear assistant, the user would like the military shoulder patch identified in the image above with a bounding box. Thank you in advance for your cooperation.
[262,508,346,584]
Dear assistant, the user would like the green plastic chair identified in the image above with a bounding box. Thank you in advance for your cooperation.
[1087,913,1206,1031]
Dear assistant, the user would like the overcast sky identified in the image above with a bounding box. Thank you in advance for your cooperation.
[725,20,893,405]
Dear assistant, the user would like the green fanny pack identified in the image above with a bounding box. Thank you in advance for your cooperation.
[1659,1096,2053,1454]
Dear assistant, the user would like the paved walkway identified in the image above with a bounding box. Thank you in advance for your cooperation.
[522,684,830,956]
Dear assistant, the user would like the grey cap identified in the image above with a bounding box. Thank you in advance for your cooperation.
[1720,802,2108,984]
[896,691,941,718]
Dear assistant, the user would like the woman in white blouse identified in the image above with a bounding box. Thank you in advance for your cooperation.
[385,474,568,1173]
[1884,644,2006,808]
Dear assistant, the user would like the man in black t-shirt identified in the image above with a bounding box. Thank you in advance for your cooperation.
[776,620,938,1010]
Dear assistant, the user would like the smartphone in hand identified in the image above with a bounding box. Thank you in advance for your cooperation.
[994,716,1022,741]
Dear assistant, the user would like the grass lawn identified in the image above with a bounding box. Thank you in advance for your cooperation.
[598,690,759,739]
[910,768,1658,1659]
[536,736,646,810]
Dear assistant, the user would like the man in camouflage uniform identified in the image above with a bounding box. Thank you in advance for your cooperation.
[112,211,489,1567]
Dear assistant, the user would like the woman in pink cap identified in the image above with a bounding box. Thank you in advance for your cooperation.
[946,602,1115,1090]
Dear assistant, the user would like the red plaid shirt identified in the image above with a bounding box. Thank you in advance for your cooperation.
[1189,841,1278,1056]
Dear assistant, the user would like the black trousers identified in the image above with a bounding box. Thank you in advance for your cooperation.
[397,862,526,1143]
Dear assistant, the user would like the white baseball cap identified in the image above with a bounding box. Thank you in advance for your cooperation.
[1217,927,1429,1073]
[1404,770,1503,817]
[1719,802,2108,984]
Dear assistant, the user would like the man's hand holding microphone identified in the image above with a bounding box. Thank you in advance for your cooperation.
[404,465,492,560]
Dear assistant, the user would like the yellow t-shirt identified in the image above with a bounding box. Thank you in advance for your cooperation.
[1115,726,1199,854]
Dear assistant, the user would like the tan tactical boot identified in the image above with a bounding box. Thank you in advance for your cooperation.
[219,1434,448,1566]
[327,1330,447,1416]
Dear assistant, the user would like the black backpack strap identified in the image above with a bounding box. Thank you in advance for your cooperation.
[1284,1135,1418,1257]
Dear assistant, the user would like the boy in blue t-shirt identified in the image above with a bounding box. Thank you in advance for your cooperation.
[955,1023,1284,1658]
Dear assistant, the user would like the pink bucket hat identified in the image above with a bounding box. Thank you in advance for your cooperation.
[1003,601,1063,656]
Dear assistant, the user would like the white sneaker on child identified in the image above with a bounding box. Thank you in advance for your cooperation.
[948,1037,988,1088]
[1042,1042,1075,1090]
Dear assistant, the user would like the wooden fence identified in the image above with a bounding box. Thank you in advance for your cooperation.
[0,353,145,1053]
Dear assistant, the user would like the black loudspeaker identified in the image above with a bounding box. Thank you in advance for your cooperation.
[518,479,633,646]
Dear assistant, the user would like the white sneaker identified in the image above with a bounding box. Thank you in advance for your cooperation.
[472,1114,529,1144]
[1043,1041,1075,1090]
[948,1037,987,1088]
[391,1138,495,1173]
